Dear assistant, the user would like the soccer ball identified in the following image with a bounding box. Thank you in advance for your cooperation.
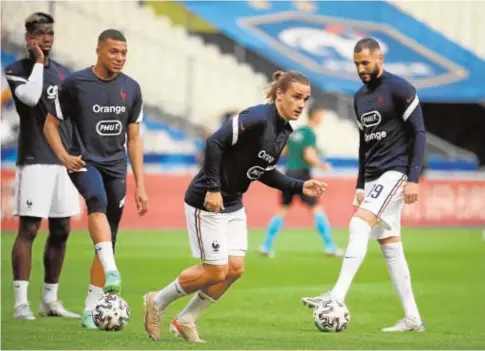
[92,294,130,331]
[313,299,350,332]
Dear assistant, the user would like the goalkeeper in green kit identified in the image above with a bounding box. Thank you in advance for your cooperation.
[260,105,343,258]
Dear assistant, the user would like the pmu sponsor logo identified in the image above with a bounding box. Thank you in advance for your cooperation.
[92,104,126,114]
[365,131,387,143]
[96,120,123,136]
[258,150,275,163]
[247,166,266,180]
[360,111,381,127]
[46,85,58,100]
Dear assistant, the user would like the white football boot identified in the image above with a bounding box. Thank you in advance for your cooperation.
[324,247,345,257]
[382,317,425,332]
[14,303,35,320]
[39,301,80,318]
[301,292,335,309]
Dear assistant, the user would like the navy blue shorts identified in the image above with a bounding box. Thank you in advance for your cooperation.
[68,164,126,242]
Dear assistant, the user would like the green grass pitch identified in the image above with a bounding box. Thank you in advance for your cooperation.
[2,228,484,349]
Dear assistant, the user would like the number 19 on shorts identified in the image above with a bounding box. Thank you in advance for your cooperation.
[367,184,384,199]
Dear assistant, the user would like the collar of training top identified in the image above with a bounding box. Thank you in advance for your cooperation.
[272,103,293,132]
[26,56,51,67]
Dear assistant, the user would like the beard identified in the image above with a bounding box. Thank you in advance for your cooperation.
[362,64,381,85]
[369,64,380,80]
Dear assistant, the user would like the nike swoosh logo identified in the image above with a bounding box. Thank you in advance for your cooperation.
[175,284,181,294]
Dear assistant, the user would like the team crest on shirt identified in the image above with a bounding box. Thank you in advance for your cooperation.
[120,88,127,102]
[360,110,382,127]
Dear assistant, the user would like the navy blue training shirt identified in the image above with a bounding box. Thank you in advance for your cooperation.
[5,58,71,166]
[354,71,426,189]
[185,103,305,213]
[52,67,143,177]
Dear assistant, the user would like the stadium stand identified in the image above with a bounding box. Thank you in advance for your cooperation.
[1,1,268,130]
[0,1,361,160]
[391,1,485,60]
[1,1,483,167]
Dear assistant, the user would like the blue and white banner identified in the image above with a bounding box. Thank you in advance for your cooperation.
[183,1,485,103]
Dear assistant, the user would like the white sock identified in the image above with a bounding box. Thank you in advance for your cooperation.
[84,284,104,312]
[381,242,422,323]
[95,242,117,272]
[331,217,372,300]
[177,291,215,324]
[43,283,58,304]
[14,280,29,308]
[155,278,187,309]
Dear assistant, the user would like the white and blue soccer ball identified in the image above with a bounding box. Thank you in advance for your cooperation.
[313,299,350,332]
[92,294,130,331]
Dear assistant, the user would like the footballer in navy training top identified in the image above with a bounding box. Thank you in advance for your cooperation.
[44,29,148,329]
[302,38,426,333]
[5,12,80,320]
[352,38,426,201]
[143,71,328,342]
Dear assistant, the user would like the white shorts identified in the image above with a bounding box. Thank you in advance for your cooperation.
[184,203,248,265]
[13,164,81,218]
[360,171,407,240]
